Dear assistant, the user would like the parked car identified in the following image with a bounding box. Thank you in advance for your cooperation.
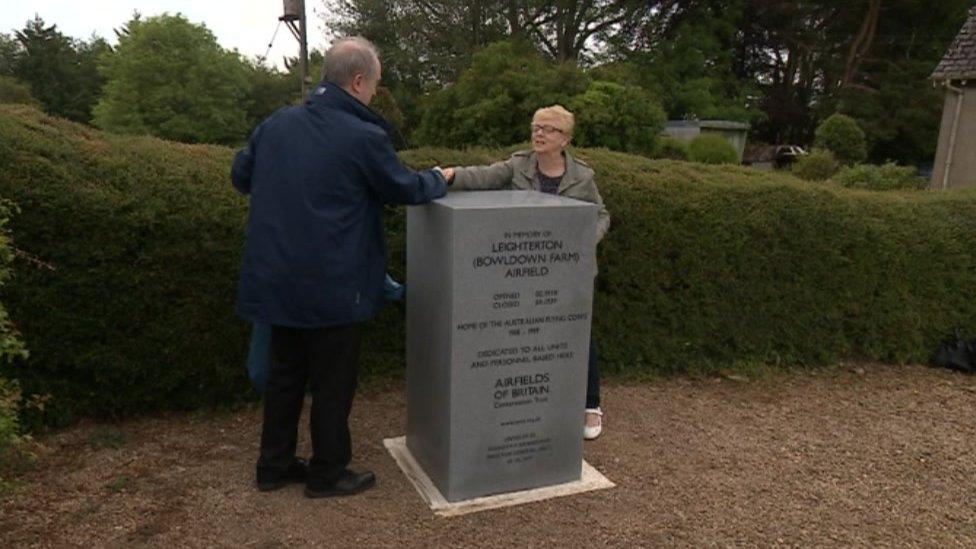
[774,145,808,169]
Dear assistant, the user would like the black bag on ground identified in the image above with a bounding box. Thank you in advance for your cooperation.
[931,336,976,374]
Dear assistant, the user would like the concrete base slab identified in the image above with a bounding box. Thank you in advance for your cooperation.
[383,436,615,517]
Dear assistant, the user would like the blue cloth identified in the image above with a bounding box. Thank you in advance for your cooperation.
[384,273,404,302]
[231,82,446,328]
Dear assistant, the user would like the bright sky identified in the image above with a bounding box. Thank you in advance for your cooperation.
[1,1,333,68]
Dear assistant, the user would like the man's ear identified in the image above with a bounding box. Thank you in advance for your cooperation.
[351,73,364,91]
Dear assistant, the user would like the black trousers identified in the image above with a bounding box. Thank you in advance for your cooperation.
[257,323,362,483]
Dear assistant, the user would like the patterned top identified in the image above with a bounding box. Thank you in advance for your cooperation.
[536,170,563,194]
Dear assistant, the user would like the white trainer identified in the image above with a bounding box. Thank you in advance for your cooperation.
[584,407,603,440]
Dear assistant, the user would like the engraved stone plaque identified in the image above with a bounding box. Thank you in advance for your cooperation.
[406,190,598,502]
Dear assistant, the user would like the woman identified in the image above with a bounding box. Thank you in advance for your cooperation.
[442,105,610,440]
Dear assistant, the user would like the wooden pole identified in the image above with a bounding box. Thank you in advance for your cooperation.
[299,0,309,98]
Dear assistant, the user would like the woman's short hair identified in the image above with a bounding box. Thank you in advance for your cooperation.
[322,36,380,86]
[533,105,575,136]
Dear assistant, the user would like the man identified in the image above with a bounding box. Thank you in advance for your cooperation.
[231,36,449,498]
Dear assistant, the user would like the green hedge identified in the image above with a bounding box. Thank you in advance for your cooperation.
[652,137,690,161]
[791,148,839,182]
[0,105,252,425]
[835,162,926,191]
[688,134,738,164]
[3,105,976,423]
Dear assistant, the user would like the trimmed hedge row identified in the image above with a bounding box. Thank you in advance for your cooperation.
[0,106,251,425]
[2,105,976,423]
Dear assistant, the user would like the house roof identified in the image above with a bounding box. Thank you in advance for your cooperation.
[932,6,976,81]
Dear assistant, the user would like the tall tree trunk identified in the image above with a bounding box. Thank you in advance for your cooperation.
[842,0,882,88]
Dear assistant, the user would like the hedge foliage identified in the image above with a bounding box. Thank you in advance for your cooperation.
[688,134,738,164]
[0,105,251,425]
[815,113,868,165]
[0,196,30,486]
[835,162,926,191]
[568,81,666,156]
[3,105,976,423]
[652,137,690,161]
[792,148,840,181]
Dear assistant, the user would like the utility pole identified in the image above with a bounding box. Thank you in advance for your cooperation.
[281,0,309,99]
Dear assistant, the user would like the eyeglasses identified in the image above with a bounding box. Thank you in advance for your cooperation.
[530,124,564,135]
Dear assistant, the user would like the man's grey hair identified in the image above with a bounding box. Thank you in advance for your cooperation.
[322,36,380,86]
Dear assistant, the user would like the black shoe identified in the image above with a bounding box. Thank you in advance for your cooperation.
[304,469,376,498]
[256,457,308,492]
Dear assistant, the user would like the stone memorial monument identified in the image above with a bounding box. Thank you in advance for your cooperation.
[403,190,598,503]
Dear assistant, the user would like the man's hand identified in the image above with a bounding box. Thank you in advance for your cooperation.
[434,166,455,183]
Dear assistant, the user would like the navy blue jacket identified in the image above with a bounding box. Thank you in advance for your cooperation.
[231,82,447,327]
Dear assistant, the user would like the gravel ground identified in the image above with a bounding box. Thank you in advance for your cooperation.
[2,363,975,548]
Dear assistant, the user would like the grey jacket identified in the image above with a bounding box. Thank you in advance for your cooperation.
[451,150,611,242]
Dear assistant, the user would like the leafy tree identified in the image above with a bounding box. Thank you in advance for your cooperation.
[413,41,588,148]
[737,0,970,154]
[324,0,511,141]
[820,0,971,163]
[324,1,657,141]
[325,1,654,68]
[71,36,111,121]
[9,17,108,123]
[569,81,665,156]
[326,0,971,163]
[831,59,944,165]
[814,114,867,165]
[0,33,19,76]
[605,2,759,124]
[93,14,250,144]
[242,58,297,132]
[369,86,406,147]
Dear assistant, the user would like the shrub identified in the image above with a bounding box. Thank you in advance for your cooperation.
[835,162,925,191]
[0,198,30,489]
[814,113,868,165]
[688,133,738,164]
[0,76,39,107]
[791,148,840,181]
[0,377,35,490]
[4,104,976,424]
[568,81,666,156]
[0,377,22,459]
[652,137,690,161]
